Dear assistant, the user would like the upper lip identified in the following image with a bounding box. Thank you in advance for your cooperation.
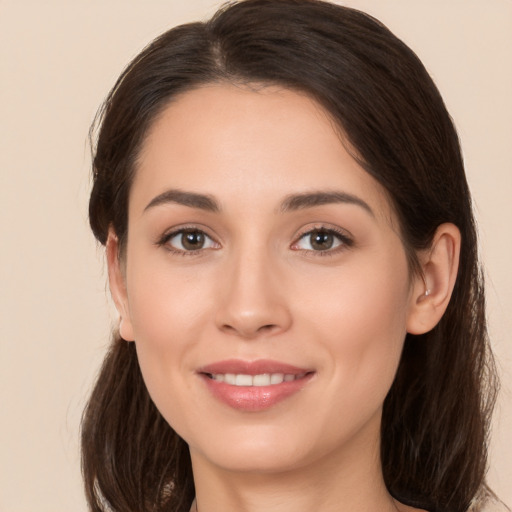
[198,359,313,376]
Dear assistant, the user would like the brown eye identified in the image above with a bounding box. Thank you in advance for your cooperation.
[309,230,334,250]
[181,231,205,250]
[293,228,351,252]
[165,229,217,252]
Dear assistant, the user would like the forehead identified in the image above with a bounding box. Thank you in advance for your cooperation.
[131,83,395,223]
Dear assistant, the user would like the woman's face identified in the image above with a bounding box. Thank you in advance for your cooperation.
[113,84,424,475]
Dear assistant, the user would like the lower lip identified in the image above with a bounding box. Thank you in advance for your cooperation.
[200,373,314,412]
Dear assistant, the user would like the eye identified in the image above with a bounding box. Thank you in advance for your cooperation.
[292,228,352,252]
[161,229,218,253]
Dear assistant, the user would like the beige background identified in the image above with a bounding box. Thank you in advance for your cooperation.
[0,1,510,510]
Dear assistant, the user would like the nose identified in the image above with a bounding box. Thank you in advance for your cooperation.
[215,248,293,339]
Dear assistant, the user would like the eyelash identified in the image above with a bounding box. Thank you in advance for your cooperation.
[156,225,353,256]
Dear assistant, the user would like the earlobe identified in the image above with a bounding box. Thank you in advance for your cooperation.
[406,223,461,335]
[106,228,135,341]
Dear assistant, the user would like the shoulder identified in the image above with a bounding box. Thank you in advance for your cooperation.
[468,487,511,512]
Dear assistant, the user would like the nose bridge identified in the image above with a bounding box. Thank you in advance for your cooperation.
[216,237,291,338]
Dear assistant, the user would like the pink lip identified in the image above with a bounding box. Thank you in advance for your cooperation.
[198,359,315,412]
[199,359,311,376]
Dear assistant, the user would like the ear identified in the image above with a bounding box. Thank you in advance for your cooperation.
[106,228,135,341]
[406,223,461,335]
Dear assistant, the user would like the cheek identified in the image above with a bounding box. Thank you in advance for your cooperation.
[301,249,412,394]
[126,246,213,344]
[124,252,214,408]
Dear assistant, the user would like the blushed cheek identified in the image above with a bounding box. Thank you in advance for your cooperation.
[319,263,410,381]
[126,265,212,380]
[127,254,197,342]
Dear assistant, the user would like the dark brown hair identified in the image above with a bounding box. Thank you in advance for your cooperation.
[83,1,498,511]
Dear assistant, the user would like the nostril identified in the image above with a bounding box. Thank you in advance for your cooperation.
[258,324,278,333]
[219,322,279,338]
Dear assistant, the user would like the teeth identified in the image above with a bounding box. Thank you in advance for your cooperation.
[235,374,253,386]
[224,373,236,385]
[211,373,302,386]
[253,374,271,386]
[270,373,284,384]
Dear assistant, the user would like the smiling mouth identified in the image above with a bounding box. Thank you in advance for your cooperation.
[198,361,315,411]
[205,372,310,387]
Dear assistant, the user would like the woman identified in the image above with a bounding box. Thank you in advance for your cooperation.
[82,1,508,511]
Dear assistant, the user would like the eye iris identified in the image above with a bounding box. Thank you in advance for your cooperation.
[310,230,334,250]
[182,231,205,250]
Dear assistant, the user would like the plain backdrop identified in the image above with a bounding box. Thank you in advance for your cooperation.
[0,1,510,510]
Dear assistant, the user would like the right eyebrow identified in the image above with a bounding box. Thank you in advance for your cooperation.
[143,189,220,213]
[279,190,374,217]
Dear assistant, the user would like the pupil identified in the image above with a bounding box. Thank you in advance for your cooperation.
[182,231,204,250]
[311,230,333,250]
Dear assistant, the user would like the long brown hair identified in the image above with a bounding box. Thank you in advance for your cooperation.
[82,1,498,511]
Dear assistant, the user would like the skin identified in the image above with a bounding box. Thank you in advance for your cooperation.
[108,84,460,512]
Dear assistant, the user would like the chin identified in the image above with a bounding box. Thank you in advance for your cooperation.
[194,448,309,475]
[187,424,317,474]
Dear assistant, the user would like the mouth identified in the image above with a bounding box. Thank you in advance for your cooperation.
[198,359,315,412]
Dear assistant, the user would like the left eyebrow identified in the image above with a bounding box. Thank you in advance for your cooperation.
[279,191,374,217]
[143,189,220,213]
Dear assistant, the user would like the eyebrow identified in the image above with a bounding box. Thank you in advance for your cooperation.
[279,191,374,216]
[143,188,374,217]
[144,189,220,213]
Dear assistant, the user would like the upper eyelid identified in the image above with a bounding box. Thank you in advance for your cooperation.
[157,224,219,243]
[293,224,353,241]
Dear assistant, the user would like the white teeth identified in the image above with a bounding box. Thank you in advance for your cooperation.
[211,373,302,386]
[235,374,253,386]
[253,374,271,386]
[270,373,284,385]
[224,373,236,385]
